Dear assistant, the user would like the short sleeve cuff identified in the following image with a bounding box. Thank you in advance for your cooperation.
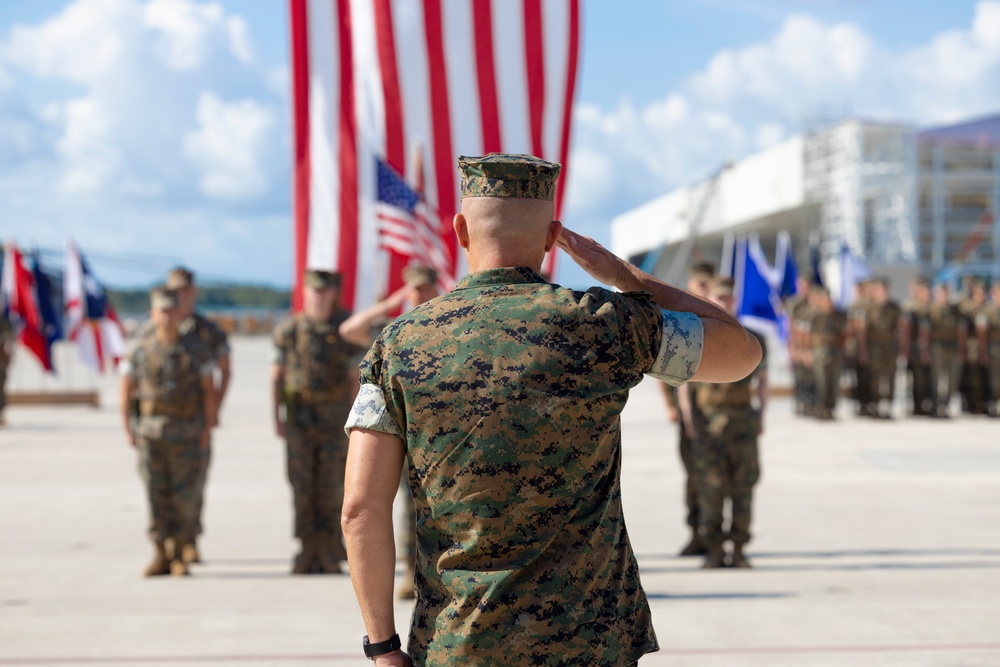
[344,383,402,438]
[648,310,704,386]
[118,359,135,378]
[271,345,284,365]
[199,361,215,378]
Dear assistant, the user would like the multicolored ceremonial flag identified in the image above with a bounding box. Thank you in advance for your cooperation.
[289,0,581,310]
[63,242,126,374]
[1,243,59,372]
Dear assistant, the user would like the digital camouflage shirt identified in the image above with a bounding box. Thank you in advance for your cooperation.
[346,267,704,666]
[273,311,365,406]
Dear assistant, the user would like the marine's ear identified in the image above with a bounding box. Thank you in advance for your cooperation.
[454,213,470,250]
[544,219,563,253]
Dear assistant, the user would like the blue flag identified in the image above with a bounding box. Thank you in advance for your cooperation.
[736,236,782,337]
[29,252,63,372]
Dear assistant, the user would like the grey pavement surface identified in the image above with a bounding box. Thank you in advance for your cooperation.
[1,337,999,666]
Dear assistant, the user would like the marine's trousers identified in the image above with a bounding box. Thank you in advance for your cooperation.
[678,423,700,530]
[694,434,759,547]
[931,343,960,415]
[988,344,1000,413]
[792,361,815,413]
[285,427,348,543]
[868,344,898,405]
[813,350,842,412]
[139,437,201,544]
[908,359,932,414]
[854,361,872,412]
[193,439,211,537]
[960,362,989,414]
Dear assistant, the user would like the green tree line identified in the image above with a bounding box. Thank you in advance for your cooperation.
[109,283,291,314]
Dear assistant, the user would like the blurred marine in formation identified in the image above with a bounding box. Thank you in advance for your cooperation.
[959,280,989,415]
[338,264,441,599]
[922,283,967,418]
[272,270,365,574]
[854,277,902,419]
[121,287,216,577]
[786,277,814,416]
[658,261,714,558]
[0,312,14,427]
[679,278,767,569]
[805,286,846,420]
[976,281,1000,416]
[901,277,933,416]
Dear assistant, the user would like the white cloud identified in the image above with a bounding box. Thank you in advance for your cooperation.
[184,91,276,199]
[0,0,287,285]
[565,0,1000,236]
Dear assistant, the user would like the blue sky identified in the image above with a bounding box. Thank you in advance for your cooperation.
[0,0,996,289]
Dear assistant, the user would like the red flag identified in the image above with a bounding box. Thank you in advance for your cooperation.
[1,244,53,372]
[289,0,581,310]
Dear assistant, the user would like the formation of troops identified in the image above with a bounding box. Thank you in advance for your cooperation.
[788,275,1000,421]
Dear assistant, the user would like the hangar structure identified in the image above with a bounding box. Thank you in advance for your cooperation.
[611,114,1000,288]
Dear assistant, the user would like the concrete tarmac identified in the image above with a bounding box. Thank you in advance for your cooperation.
[1,337,999,666]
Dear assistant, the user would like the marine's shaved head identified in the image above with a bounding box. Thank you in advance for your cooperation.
[455,196,559,272]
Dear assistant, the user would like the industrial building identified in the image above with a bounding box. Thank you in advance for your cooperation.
[611,113,1000,293]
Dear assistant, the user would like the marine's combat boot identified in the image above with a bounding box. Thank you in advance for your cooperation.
[292,536,319,575]
[316,536,343,574]
[143,540,171,577]
[701,545,726,569]
[397,556,416,600]
[679,532,708,557]
[182,541,200,564]
[730,543,752,569]
[170,543,191,576]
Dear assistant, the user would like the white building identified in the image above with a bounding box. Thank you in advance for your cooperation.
[611,114,1000,292]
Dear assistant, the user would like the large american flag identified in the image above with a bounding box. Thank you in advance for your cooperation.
[289,0,582,310]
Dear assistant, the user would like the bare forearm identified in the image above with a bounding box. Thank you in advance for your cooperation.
[343,506,398,643]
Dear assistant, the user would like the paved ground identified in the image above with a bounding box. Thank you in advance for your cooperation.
[1,337,999,666]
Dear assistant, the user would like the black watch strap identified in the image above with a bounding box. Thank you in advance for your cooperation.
[363,633,401,659]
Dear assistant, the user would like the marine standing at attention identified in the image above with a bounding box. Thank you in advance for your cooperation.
[272,270,365,575]
[120,287,216,577]
[678,277,767,569]
[340,153,762,665]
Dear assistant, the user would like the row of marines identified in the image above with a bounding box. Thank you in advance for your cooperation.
[787,276,1000,420]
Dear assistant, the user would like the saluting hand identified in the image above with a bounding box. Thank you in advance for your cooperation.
[556,227,628,288]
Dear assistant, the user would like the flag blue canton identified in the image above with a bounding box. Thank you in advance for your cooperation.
[80,253,109,319]
[377,159,419,213]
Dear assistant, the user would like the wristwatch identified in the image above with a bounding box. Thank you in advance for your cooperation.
[363,633,401,659]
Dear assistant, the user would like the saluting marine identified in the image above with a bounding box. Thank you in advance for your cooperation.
[121,287,216,577]
[272,270,365,575]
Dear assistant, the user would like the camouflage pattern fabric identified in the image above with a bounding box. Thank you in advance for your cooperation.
[458,153,560,200]
[662,382,699,531]
[978,304,1000,412]
[274,312,363,545]
[346,267,705,665]
[927,303,965,416]
[126,335,212,545]
[959,300,988,414]
[809,310,846,413]
[864,301,902,404]
[690,335,766,547]
[0,316,14,413]
[788,295,814,413]
[847,298,870,409]
[902,298,932,415]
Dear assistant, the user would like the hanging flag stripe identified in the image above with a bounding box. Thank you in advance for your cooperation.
[291,0,581,310]
[290,0,311,311]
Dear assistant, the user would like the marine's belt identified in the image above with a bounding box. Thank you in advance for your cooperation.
[139,399,201,419]
[696,384,753,407]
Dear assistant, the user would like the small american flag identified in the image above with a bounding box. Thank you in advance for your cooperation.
[375,159,454,291]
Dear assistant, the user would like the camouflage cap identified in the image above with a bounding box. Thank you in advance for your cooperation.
[150,286,179,310]
[304,270,341,289]
[166,267,195,289]
[458,153,561,200]
[402,264,438,287]
[709,276,735,298]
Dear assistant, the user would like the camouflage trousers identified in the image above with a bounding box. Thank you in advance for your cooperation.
[812,349,842,412]
[868,344,899,405]
[677,423,700,530]
[853,360,871,411]
[908,358,932,415]
[193,439,211,537]
[931,343,960,415]
[138,437,201,545]
[792,361,815,414]
[989,344,1000,412]
[693,408,760,547]
[959,362,989,414]
[285,426,348,545]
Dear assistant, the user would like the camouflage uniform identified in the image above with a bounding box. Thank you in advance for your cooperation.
[925,302,965,417]
[808,308,846,418]
[0,315,14,420]
[787,294,814,415]
[346,267,704,665]
[123,334,213,547]
[959,297,989,414]
[138,313,229,538]
[902,297,932,416]
[689,335,766,552]
[273,311,363,554]
[847,295,872,415]
[859,300,902,415]
[977,302,1000,416]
